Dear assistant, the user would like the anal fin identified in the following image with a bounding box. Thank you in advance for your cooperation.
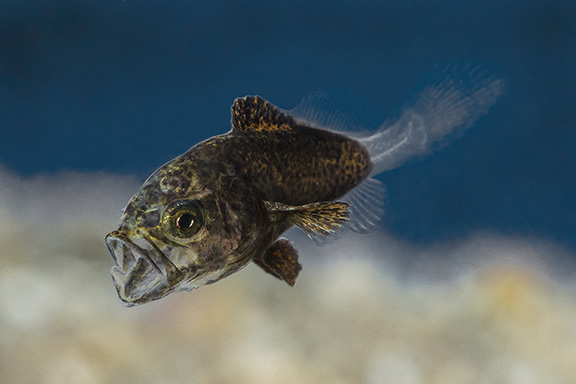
[254,239,302,286]
[340,177,386,233]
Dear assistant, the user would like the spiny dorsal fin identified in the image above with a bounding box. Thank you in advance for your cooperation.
[254,239,302,286]
[231,96,296,132]
[265,201,350,240]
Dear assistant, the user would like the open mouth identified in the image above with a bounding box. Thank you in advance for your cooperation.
[105,231,174,306]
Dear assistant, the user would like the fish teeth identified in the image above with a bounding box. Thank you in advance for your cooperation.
[121,243,136,273]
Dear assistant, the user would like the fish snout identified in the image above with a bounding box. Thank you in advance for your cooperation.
[105,231,169,306]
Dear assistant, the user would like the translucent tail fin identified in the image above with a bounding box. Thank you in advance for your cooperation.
[361,65,504,175]
[287,65,504,242]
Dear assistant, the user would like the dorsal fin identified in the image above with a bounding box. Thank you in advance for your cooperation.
[231,96,296,132]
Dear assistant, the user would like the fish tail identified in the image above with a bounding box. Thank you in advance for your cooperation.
[331,65,504,239]
[360,64,504,176]
[291,65,504,242]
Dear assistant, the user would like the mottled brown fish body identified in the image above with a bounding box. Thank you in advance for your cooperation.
[197,125,373,206]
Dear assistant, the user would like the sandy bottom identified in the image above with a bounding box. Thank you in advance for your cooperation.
[1,170,576,384]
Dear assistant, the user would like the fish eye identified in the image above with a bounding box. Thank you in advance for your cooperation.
[176,213,193,229]
[162,200,204,241]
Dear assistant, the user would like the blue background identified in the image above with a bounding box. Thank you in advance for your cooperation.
[1,0,574,248]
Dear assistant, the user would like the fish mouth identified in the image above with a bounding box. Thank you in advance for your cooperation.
[105,231,184,306]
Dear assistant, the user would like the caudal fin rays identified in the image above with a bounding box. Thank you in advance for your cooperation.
[362,65,504,175]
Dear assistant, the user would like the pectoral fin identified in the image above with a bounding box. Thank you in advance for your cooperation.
[265,201,350,239]
[254,239,302,286]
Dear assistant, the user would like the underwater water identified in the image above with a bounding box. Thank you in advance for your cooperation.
[1,168,576,384]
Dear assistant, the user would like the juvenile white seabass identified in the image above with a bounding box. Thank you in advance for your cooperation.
[105,67,503,306]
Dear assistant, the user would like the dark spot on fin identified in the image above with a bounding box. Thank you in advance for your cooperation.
[254,239,301,286]
[231,96,296,132]
[265,201,350,239]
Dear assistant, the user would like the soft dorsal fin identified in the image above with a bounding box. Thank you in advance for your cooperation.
[231,96,296,132]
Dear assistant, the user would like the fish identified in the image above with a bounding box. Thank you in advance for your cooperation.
[105,65,503,306]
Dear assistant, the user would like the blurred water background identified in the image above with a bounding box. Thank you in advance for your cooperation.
[1,0,576,383]
[2,169,576,383]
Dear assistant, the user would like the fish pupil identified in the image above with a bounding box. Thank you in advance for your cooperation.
[177,213,194,228]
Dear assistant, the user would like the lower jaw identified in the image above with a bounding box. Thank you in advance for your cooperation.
[110,267,169,306]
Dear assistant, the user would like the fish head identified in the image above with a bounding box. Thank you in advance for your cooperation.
[105,158,260,306]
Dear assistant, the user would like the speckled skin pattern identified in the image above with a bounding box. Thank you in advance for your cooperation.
[105,96,373,305]
[220,96,373,204]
